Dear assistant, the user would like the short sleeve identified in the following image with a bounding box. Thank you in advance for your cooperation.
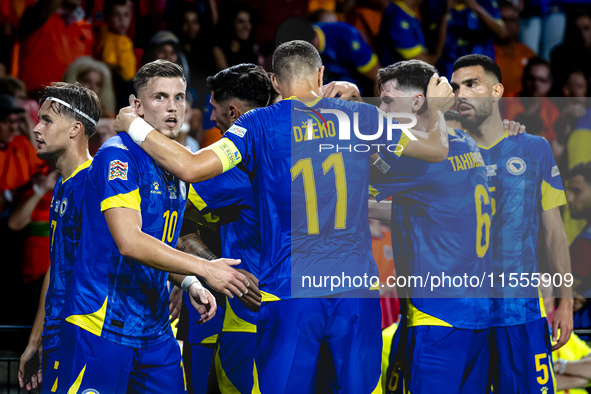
[340,24,378,73]
[189,172,247,213]
[482,0,503,23]
[539,140,566,211]
[387,14,425,60]
[91,147,141,213]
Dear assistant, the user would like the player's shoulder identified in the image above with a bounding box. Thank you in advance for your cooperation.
[511,132,552,159]
[95,133,146,162]
[316,21,360,37]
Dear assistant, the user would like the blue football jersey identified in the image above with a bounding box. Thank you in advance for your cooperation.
[377,1,426,66]
[371,129,492,329]
[43,160,91,351]
[479,132,566,327]
[435,0,502,78]
[189,167,260,330]
[61,133,187,348]
[213,97,409,300]
[313,22,378,85]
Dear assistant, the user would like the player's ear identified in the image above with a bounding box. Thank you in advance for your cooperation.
[70,120,84,139]
[229,104,242,123]
[414,95,426,113]
[491,83,504,102]
[271,74,281,97]
[134,98,144,117]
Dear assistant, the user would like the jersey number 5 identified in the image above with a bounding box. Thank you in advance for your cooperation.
[291,153,347,235]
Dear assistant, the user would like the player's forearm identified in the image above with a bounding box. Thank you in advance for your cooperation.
[141,131,223,183]
[544,213,573,299]
[368,200,392,222]
[7,192,45,231]
[472,5,508,39]
[177,233,218,261]
[415,108,449,162]
[433,12,449,62]
[28,269,50,347]
[564,357,591,379]
[555,375,589,391]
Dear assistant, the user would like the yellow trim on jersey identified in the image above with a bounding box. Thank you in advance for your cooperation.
[222,298,257,333]
[62,159,92,184]
[67,365,86,394]
[188,185,208,211]
[538,287,547,318]
[313,26,326,53]
[394,0,417,17]
[181,360,187,391]
[51,378,58,392]
[372,376,383,393]
[477,130,508,150]
[208,139,242,173]
[252,361,261,394]
[100,189,141,212]
[215,344,242,393]
[395,45,425,60]
[358,53,379,74]
[447,127,456,136]
[201,333,219,345]
[406,299,452,327]
[396,133,412,157]
[369,185,380,198]
[541,180,567,211]
[284,96,323,107]
[260,291,281,302]
[65,297,108,337]
[54,361,59,369]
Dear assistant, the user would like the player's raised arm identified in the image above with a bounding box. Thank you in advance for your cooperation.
[398,74,453,163]
[104,207,248,299]
[115,106,224,183]
[541,207,574,350]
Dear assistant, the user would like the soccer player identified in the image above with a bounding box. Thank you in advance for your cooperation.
[369,60,492,394]
[450,54,573,393]
[17,82,99,392]
[115,40,453,393]
[56,60,248,394]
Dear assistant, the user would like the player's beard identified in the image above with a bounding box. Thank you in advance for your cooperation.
[459,98,493,131]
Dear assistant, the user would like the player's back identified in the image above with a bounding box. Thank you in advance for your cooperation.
[228,97,405,299]
[62,133,187,347]
[44,160,91,350]
[479,131,566,326]
[371,128,492,329]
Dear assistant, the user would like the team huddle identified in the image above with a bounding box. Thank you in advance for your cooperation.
[18,39,573,394]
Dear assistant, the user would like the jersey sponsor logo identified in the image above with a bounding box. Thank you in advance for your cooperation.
[227,125,247,138]
[108,160,128,181]
[551,165,560,177]
[506,157,526,175]
[115,144,128,151]
[59,198,68,217]
[151,181,162,195]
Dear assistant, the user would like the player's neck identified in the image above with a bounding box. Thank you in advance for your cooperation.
[466,108,505,147]
[282,82,321,102]
[412,112,431,133]
[56,142,91,180]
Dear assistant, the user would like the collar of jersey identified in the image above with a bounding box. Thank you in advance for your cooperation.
[477,130,509,150]
[284,96,323,107]
[62,159,92,184]
[313,26,326,53]
[394,1,417,18]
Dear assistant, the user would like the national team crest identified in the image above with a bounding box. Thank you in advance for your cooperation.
[59,198,68,217]
[109,160,128,181]
[506,157,526,175]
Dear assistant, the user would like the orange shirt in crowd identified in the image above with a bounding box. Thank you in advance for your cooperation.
[503,97,560,142]
[200,127,223,148]
[494,42,536,97]
[0,135,46,192]
[18,12,93,92]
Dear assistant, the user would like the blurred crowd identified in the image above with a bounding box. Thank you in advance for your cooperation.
[1,0,591,333]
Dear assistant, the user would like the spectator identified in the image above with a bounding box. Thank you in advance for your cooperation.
[504,57,561,158]
[541,281,591,393]
[0,77,38,144]
[493,2,536,96]
[62,56,116,118]
[429,0,508,78]
[520,0,566,61]
[213,4,264,71]
[307,8,338,23]
[96,0,137,83]
[551,9,591,93]
[377,0,447,66]
[17,0,94,97]
[275,17,380,94]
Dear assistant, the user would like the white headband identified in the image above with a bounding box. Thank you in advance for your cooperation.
[45,97,97,126]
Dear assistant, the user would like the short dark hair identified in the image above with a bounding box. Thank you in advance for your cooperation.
[522,56,551,82]
[453,54,502,84]
[568,162,591,184]
[272,40,322,83]
[38,82,101,136]
[206,64,272,108]
[104,0,131,17]
[378,60,437,95]
[133,59,186,95]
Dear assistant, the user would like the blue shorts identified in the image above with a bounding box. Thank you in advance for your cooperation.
[386,322,489,394]
[253,297,382,394]
[56,321,186,394]
[489,318,556,393]
[40,347,59,394]
[215,331,256,393]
